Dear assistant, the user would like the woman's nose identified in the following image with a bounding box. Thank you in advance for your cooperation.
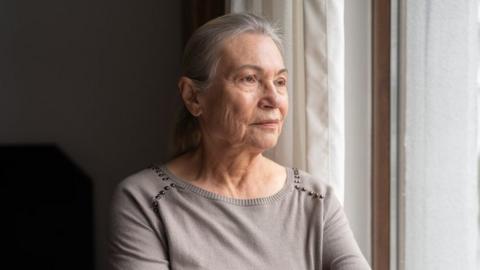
[258,81,278,109]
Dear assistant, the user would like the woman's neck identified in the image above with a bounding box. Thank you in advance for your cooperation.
[168,145,284,199]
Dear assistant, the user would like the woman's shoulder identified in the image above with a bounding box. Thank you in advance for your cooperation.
[113,165,163,200]
[292,168,337,201]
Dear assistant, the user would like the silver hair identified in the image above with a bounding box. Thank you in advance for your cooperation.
[182,12,283,90]
[173,12,283,157]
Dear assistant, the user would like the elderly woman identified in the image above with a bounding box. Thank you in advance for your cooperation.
[109,13,370,270]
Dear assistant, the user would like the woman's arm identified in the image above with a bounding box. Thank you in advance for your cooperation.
[108,180,170,270]
[322,189,371,270]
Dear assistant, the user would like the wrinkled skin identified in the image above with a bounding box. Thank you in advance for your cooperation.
[173,32,289,198]
[197,32,289,154]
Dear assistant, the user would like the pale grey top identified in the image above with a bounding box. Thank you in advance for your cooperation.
[108,164,371,270]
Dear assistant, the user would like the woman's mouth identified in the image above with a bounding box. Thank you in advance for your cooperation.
[251,120,280,129]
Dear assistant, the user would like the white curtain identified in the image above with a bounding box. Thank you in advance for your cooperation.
[227,0,345,202]
[398,0,479,269]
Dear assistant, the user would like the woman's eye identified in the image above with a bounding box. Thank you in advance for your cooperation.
[275,78,287,87]
[241,75,257,84]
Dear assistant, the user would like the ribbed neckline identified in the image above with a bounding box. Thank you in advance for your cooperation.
[160,165,293,206]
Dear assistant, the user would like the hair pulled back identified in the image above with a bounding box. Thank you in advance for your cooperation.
[173,12,283,157]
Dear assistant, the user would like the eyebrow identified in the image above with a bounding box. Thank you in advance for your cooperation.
[234,64,288,76]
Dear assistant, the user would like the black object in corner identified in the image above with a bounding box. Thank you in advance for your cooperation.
[0,144,94,270]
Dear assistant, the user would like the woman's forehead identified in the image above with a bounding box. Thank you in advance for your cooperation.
[218,33,285,74]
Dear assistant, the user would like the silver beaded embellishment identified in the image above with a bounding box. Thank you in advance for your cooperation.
[293,167,324,200]
[150,164,179,214]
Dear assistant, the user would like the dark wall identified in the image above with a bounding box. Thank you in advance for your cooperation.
[0,0,182,269]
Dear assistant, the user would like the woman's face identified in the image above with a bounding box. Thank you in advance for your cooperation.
[197,32,288,153]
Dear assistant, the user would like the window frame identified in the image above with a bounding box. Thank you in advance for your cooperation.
[372,0,391,269]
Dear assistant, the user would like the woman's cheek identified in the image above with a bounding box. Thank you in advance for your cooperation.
[279,95,289,118]
[222,106,244,136]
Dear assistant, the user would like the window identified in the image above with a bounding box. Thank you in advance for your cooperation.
[383,0,480,269]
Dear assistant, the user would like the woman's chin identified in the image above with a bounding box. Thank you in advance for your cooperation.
[249,137,279,152]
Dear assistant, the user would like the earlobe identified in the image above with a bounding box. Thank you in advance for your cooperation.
[178,77,202,117]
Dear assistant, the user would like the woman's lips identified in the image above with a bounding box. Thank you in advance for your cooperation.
[251,120,280,129]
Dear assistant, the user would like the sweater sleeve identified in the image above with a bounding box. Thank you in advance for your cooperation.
[322,188,371,270]
[108,179,170,270]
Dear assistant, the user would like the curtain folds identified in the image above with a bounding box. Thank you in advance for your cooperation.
[227,0,345,202]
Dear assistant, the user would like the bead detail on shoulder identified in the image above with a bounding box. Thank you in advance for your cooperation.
[149,164,180,214]
[292,167,324,200]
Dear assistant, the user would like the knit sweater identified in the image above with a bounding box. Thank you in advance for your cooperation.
[108,164,371,270]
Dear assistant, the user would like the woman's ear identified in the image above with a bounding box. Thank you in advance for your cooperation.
[178,77,202,117]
